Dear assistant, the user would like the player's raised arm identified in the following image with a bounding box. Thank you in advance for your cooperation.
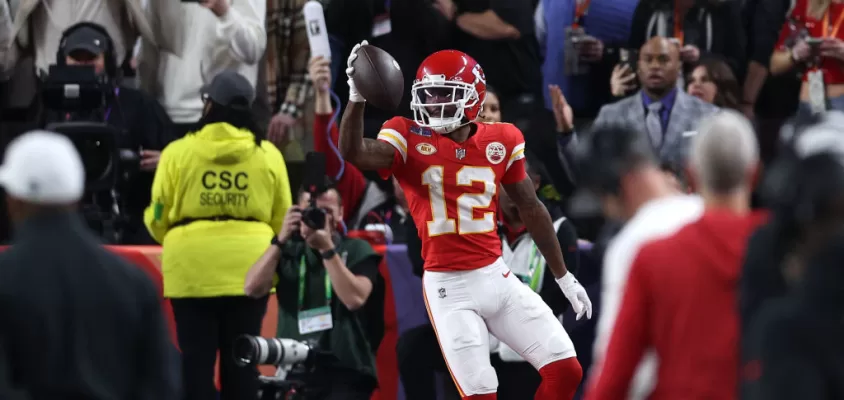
[502,141,593,320]
[338,41,397,171]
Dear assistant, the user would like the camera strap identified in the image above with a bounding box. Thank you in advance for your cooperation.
[298,255,332,310]
[104,87,119,121]
[572,0,593,28]
[822,6,844,39]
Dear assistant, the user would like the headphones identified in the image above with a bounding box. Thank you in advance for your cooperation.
[55,22,119,80]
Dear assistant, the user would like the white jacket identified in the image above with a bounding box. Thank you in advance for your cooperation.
[591,194,703,399]
[138,1,266,123]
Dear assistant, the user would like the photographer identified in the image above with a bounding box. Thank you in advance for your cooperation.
[53,22,175,244]
[244,184,382,399]
[145,70,292,400]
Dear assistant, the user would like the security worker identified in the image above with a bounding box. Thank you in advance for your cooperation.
[145,70,293,400]
[244,184,382,400]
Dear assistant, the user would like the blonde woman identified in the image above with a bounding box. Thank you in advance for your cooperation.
[770,0,844,117]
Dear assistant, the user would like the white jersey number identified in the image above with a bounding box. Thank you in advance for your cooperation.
[422,166,497,236]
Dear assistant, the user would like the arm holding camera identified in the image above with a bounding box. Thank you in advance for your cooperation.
[772,38,813,76]
[610,64,637,98]
[303,218,374,311]
[244,206,302,298]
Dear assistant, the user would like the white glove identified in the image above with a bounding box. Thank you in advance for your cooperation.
[556,272,593,320]
[345,40,368,103]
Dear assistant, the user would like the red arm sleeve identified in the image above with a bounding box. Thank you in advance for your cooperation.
[585,248,653,400]
[313,112,368,224]
[502,124,527,184]
[376,117,410,180]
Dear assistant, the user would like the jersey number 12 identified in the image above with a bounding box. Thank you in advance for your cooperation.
[422,166,497,236]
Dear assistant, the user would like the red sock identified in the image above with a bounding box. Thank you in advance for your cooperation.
[535,357,583,400]
[464,393,496,400]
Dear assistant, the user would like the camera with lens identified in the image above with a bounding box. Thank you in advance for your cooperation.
[301,205,327,230]
[39,64,139,243]
[294,152,332,240]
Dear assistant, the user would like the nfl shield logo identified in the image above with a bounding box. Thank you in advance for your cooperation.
[455,148,466,160]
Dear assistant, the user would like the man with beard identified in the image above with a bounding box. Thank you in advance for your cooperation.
[590,36,717,167]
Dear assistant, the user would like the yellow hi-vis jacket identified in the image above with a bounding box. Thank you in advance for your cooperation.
[144,122,292,298]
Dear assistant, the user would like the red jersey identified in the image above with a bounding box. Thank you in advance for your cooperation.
[776,0,844,84]
[585,210,768,400]
[376,117,527,271]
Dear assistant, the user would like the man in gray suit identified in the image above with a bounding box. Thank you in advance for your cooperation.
[591,36,718,167]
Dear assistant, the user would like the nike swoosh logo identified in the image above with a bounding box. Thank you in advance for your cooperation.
[502,271,511,278]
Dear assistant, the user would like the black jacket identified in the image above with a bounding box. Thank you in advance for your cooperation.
[630,0,747,78]
[0,212,181,399]
[742,230,844,399]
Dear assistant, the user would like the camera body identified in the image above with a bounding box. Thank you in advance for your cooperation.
[301,205,327,230]
[39,64,140,243]
[292,152,331,240]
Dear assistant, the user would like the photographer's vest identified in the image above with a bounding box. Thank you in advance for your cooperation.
[275,239,380,379]
[493,217,567,362]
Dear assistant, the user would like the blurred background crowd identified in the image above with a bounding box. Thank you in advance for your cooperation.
[0,0,843,399]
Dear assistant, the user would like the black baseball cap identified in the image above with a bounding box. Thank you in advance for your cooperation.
[201,70,255,110]
[568,124,657,216]
[61,25,109,56]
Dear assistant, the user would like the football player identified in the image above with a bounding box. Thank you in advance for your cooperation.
[338,43,592,400]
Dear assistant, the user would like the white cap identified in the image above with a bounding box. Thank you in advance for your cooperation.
[0,130,85,204]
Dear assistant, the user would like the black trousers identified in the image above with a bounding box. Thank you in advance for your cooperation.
[171,296,268,400]
[396,324,461,400]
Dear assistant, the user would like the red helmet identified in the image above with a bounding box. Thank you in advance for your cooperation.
[411,50,487,133]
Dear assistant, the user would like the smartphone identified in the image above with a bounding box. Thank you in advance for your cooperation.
[806,37,824,46]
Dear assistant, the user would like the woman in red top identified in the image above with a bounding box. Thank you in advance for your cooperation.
[771,0,844,116]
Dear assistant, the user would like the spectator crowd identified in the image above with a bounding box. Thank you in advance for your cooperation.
[0,0,843,399]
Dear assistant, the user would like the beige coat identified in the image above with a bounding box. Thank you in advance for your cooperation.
[2,0,184,108]
[12,0,183,57]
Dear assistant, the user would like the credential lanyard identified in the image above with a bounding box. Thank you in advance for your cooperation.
[298,255,332,310]
[674,1,685,45]
[104,87,120,121]
[823,6,844,39]
[572,0,593,28]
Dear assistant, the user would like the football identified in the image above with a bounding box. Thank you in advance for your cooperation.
[351,45,404,111]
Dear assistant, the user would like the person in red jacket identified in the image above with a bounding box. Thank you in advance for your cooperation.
[585,110,767,400]
[309,56,408,241]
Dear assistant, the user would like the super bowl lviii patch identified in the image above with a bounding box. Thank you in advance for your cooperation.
[416,143,437,155]
[410,125,432,137]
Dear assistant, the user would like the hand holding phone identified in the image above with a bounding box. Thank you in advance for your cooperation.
[806,37,824,46]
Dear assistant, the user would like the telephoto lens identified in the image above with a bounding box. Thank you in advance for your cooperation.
[233,335,312,367]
